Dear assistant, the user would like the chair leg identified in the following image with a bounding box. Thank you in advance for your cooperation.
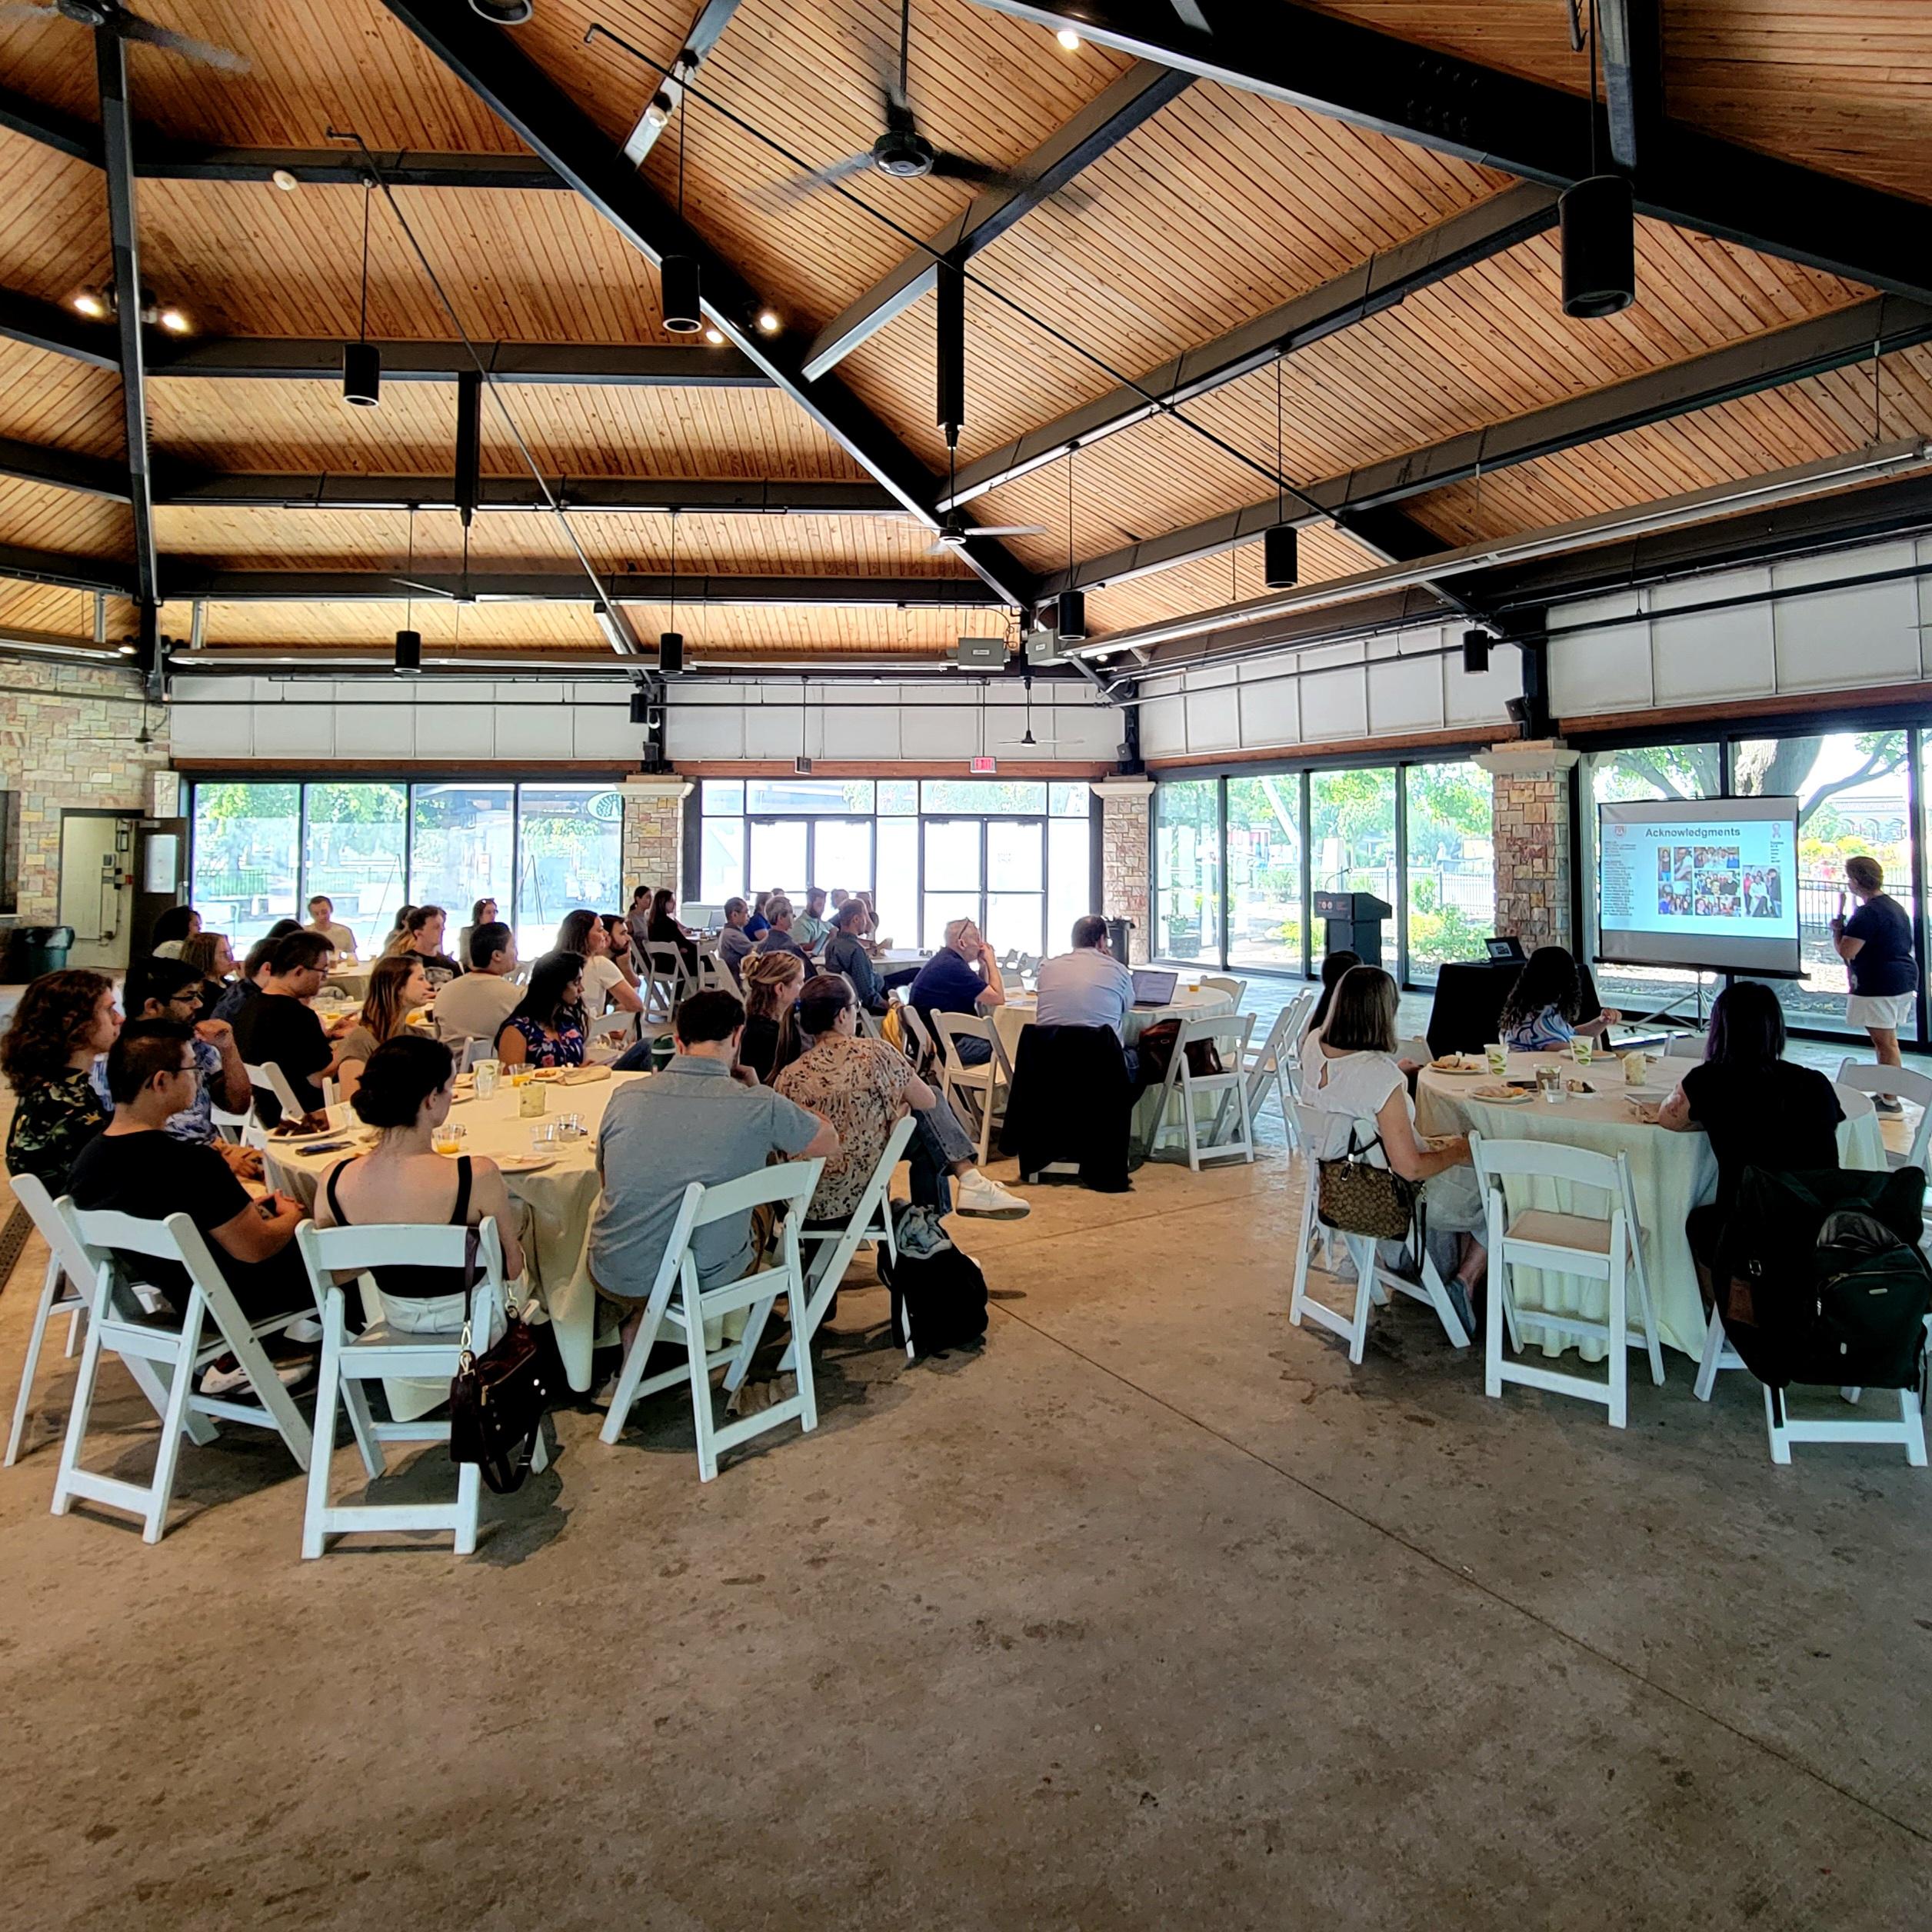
[684,1299,719,1483]
[1631,1244,1665,1387]
[143,1322,204,1544]
[1345,1236,1375,1365]
[1765,1382,1792,1464]
[452,1458,482,1556]
[49,1290,115,1519]
[4,1252,63,1466]
[598,1296,668,1444]
[301,1305,346,1559]
[1483,1213,1505,1401]
[1607,1248,1629,1431]
[64,1303,82,1357]
[1288,1188,1315,1330]
[1693,1310,1727,1403]
[1182,1083,1202,1174]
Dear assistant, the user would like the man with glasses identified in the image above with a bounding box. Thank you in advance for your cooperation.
[908,918,1007,1066]
[93,957,257,1175]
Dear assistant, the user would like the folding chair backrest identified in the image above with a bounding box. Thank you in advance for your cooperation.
[10,1171,94,1290]
[1176,1011,1253,1069]
[296,1216,505,1324]
[1471,1132,1624,1200]
[588,1008,636,1048]
[1250,1004,1296,1079]
[246,1059,303,1118]
[1837,1058,1932,1173]
[458,1037,495,1072]
[901,1004,936,1068]
[690,1158,826,1231]
[69,1207,236,1327]
[1201,975,1245,1004]
[1284,988,1317,1044]
[936,1009,1013,1081]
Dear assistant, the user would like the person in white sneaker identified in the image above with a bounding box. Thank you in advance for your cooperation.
[777,974,1029,1222]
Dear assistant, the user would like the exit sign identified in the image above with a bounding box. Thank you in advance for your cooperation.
[969,754,998,774]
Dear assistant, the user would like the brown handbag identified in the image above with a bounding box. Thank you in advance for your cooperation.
[1316,1129,1421,1242]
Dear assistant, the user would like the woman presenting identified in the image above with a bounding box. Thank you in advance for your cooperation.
[1831,854,1917,1110]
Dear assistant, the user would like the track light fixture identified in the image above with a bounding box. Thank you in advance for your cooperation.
[1461,628,1491,675]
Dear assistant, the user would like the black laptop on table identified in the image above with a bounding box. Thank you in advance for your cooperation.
[1131,968,1179,1008]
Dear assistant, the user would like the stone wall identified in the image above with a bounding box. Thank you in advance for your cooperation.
[0,661,171,922]
[1475,741,1577,952]
[1096,777,1154,964]
[621,777,689,899]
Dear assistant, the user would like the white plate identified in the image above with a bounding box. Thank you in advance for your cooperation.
[497,1154,558,1174]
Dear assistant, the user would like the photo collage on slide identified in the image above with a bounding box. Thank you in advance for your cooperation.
[1654,844,1783,921]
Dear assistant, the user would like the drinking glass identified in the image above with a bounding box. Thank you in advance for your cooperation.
[431,1122,465,1155]
[1535,1063,1564,1103]
[1484,1042,1507,1078]
[473,1058,499,1098]
[1571,1034,1593,1067]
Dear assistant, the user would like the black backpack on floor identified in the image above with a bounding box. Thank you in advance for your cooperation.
[1714,1164,1932,1391]
[877,1205,989,1359]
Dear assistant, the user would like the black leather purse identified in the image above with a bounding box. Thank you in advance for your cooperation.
[448,1291,561,1495]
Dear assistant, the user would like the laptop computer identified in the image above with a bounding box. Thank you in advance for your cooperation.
[1131,968,1179,1008]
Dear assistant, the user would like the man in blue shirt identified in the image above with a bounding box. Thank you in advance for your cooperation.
[909,918,1006,1065]
[1834,853,1918,1109]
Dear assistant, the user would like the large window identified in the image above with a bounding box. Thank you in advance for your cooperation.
[1404,760,1494,981]
[1155,779,1221,963]
[698,777,1091,954]
[189,782,300,951]
[1732,730,1914,1041]
[191,779,622,961]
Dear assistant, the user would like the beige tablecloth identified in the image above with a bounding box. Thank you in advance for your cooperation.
[1414,1050,1889,1358]
[268,1069,641,1394]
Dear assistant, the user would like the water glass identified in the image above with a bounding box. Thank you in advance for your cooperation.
[1484,1042,1507,1078]
[473,1058,500,1098]
[528,1122,561,1154]
[1535,1063,1564,1103]
[431,1121,465,1156]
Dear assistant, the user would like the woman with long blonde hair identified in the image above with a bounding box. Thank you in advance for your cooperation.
[334,954,432,1106]
[738,950,804,1085]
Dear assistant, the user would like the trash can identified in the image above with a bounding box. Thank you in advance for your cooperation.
[10,924,74,979]
[1104,917,1134,965]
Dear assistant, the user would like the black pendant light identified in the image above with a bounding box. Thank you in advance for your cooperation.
[1055,448,1085,640]
[343,175,380,406]
[628,685,651,726]
[469,0,534,22]
[659,510,684,674]
[1561,3,1635,318]
[394,505,419,673]
[1461,628,1491,675]
[1263,354,1297,588]
[661,93,702,334]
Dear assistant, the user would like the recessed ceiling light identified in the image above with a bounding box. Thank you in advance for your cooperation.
[156,306,192,335]
[755,308,781,335]
[1056,28,1081,50]
[703,325,724,344]
[271,168,299,192]
[70,289,109,319]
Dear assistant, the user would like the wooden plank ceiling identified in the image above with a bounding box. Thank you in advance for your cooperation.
[0,0,1926,669]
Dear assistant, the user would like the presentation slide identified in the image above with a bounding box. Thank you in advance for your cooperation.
[1597,796,1801,975]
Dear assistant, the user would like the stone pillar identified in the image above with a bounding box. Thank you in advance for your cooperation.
[620,776,691,898]
[1094,775,1154,964]
[1474,741,1578,951]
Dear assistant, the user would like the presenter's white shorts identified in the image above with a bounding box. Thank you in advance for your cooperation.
[1847,991,1914,1031]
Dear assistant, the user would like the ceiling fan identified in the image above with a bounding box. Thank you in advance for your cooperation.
[776,0,1045,202]
[0,0,249,71]
[922,448,1044,556]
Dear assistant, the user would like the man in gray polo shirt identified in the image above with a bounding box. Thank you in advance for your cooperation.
[590,990,838,1340]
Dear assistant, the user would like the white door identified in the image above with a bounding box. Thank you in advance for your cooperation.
[59,814,134,971]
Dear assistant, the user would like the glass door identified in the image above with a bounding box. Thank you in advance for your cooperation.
[921,818,981,948]
[811,818,874,902]
[748,819,809,903]
[985,817,1045,958]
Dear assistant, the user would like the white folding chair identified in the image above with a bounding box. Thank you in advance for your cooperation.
[839,974,882,1038]
[1759,1323,1930,1467]
[5,1174,218,1466]
[458,1036,496,1073]
[1836,1060,1932,1174]
[1286,1101,1471,1361]
[721,1116,917,1397]
[934,1011,1015,1165]
[1289,986,1322,1046]
[695,936,734,993]
[1243,1004,1302,1144]
[1148,1011,1256,1171]
[587,1008,638,1053]
[53,1206,316,1542]
[641,942,686,1018]
[1201,974,1246,1007]
[245,1058,305,1122]
[900,1002,938,1075]
[599,1158,826,1480]
[295,1218,543,1556]
[1471,1132,1664,1430]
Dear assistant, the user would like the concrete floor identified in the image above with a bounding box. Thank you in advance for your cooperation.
[2,1130,1931,1929]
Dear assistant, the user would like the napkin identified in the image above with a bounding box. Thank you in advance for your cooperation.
[559,1064,612,1086]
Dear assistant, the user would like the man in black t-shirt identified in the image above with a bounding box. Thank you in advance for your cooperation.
[232,930,337,1124]
[68,1021,312,1336]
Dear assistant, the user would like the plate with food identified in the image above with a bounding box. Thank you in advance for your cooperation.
[268,1111,335,1141]
[496,1154,558,1174]
[1428,1053,1487,1074]
[1468,1082,1533,1105]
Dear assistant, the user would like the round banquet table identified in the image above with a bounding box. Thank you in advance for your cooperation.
[323,964,373,1002]
[995,982,1239,1161]
[1414,1050,1889,1359]
[267,1068,642,1398]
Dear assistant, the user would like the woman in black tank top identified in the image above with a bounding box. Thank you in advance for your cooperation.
[314,1036,525,1307]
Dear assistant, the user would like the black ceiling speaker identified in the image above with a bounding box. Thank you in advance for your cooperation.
[1461,628,1491,675]
[1056,590,1087,641]
[470,0,535,22]
[628,688,651,725]
[658,631,685,675]
[1561,174,1635,319]
[1262,524,1298,590]
[661,255,702,335]
[393,628,421,675]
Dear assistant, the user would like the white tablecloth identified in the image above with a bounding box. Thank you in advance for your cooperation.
[1414,1050,1889,1357]
[268,1069,641,1392]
